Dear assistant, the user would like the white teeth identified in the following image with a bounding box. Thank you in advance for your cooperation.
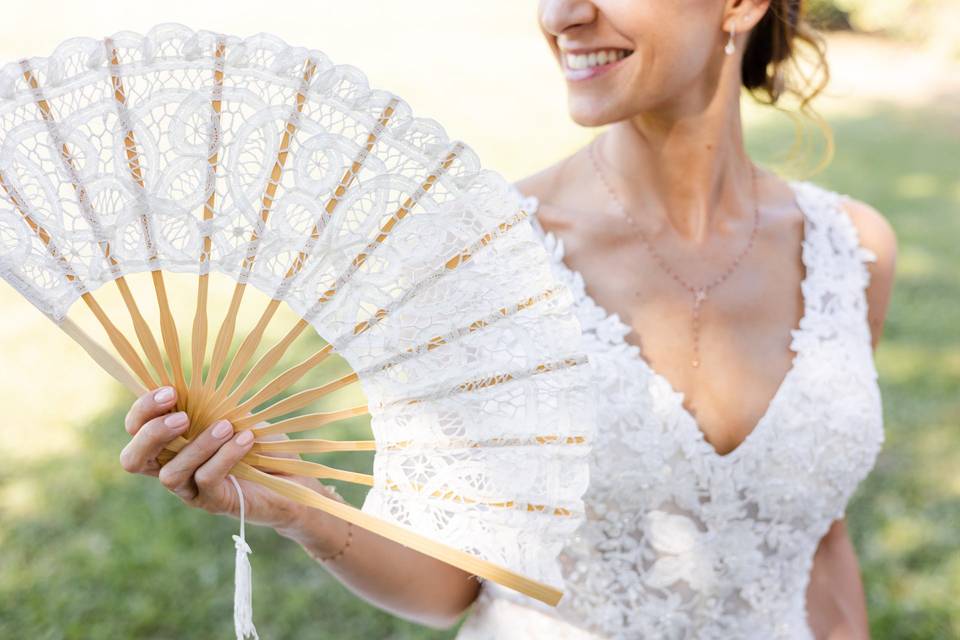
[564,49,628,70]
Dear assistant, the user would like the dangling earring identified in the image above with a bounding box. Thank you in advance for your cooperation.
[724,20,737,56]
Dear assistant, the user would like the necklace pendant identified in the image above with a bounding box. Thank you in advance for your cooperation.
[692,358,700,368]
[693,288,707,304]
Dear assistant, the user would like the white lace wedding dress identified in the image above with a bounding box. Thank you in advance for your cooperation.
[455,180,885,639]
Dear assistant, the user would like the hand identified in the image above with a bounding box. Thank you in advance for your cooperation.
[119,385,345,535]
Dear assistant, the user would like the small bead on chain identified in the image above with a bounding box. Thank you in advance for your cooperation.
[588,136,762,368]
[320,521,353,562]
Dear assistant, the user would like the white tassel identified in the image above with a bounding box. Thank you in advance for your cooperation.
[228,474,259,640]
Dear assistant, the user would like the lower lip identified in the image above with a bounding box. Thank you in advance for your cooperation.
[563,54,631,82]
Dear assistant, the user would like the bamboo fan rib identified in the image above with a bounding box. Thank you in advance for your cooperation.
[0,23,595,606]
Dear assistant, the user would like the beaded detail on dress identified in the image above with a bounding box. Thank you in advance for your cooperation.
[456,179,884,640]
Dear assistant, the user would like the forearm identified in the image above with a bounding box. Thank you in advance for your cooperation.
[806,518,870,639]
[277,504,481,630]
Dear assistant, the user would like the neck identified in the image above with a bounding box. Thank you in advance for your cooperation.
[599,76,755,245]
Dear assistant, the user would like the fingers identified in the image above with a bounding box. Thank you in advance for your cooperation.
[119,411,190,476]
[158,420,251,503]
[125,386,178,436]
[193,429,257,508]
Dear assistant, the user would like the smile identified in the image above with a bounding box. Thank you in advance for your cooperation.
[560,48,633,81]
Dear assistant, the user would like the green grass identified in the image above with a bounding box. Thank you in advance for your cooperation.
[1,98,957,639]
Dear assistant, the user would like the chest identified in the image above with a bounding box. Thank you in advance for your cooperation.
[526,180,885,524]
[581,333,885,525]
[549,202,811,456]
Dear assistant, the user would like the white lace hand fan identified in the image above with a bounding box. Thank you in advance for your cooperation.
[0,21,593,628]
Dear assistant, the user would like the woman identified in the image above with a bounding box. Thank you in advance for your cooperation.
[119,1,898,638]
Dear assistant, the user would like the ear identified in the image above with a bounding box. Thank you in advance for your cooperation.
[723,0,772,33]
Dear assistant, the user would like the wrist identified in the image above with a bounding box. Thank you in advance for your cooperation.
[274,501,319,544]
[274,487,352,560]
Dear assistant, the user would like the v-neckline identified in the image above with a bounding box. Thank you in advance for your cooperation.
[526,178,815,463]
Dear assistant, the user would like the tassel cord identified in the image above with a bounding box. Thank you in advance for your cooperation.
[228,474,259,640]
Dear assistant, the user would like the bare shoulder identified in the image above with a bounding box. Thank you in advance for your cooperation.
[837,196,899,350]
[512,149,586,236]
[512,166,555,204]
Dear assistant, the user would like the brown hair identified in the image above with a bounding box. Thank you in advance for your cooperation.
[741,0,834,176]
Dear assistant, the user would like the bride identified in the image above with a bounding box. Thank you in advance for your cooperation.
[118,1,897,638]
[458,1,897,638]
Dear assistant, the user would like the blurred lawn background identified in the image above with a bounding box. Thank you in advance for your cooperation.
[0,1,957,639]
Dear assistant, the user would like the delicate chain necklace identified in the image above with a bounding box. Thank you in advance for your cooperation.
[587,136,762,368]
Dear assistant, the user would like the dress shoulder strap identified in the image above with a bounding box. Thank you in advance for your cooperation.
[791,179,878,348]
[513,185,586,280]
[515,188,545,235]
[510,183,638,354]
[792,179,877,279]
[512,185,569,267]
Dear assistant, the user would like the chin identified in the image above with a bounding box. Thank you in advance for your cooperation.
[566,94,623,128]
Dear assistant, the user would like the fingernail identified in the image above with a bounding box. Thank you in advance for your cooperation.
[164,412,189,429]
[235,430,254,446]
[153,387,175,404]
[212,420,233,439]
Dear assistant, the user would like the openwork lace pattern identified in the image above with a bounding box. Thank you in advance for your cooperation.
[0,23,596,592]
[457,180,884,639]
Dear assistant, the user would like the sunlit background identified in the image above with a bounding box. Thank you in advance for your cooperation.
[0,1,957,638]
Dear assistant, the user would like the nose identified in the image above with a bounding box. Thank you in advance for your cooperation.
[539,0,598,38]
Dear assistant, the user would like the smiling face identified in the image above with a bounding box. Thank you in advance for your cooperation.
[537,0,742,126]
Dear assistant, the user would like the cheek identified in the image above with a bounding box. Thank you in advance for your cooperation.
[644,34,714,84]
[640,35,716,91]
[613,0,721,95]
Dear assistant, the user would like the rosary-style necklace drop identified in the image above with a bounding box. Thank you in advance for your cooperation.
[588,136,762,368]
